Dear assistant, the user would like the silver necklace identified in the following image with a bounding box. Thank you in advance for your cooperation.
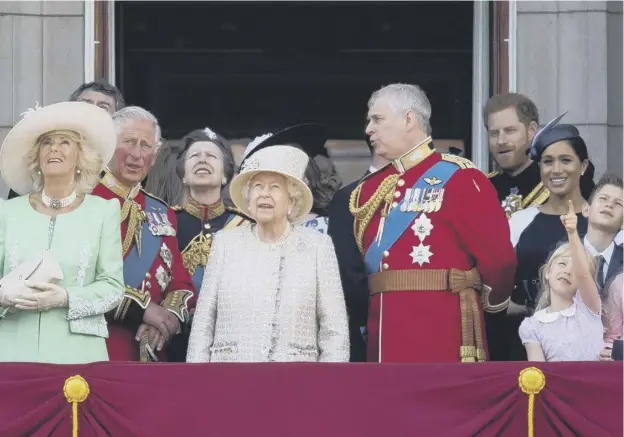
[42,189,77,209]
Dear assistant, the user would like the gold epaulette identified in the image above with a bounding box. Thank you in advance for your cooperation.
[140,188,170,208]
[521,182,550,209]
[487,170,501,179]
[182,234,212,276]
[171,205,183,212]
[441,154,477,169]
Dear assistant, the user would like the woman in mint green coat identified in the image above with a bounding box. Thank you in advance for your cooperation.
[0,101,125,363]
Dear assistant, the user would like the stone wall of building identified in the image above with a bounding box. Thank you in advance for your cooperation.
[0,1,85,198]
[516,0,623,178]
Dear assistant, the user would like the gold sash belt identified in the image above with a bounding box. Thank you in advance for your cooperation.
[368,268,486,363]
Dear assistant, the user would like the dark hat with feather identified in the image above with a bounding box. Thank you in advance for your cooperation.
[528,112,586,161]
[239,123,328,170]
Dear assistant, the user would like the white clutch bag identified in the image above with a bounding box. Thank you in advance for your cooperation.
[0,250,64,303]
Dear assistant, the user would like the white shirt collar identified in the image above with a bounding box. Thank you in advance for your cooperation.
[584,236,614,266]
[369,165,378,174]
[534,304,577,323]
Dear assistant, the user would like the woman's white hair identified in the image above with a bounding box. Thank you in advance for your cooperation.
[242,172,304,222]
[368,83,432,135]
[112,106,162,147]
[26,130,103,195]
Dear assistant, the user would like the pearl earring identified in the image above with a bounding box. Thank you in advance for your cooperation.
[182,178,187,185]
[37,170,41,175]
[222,178,227,186]
[76,168,81,174]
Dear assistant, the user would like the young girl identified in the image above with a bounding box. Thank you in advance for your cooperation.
[519,200,604,361]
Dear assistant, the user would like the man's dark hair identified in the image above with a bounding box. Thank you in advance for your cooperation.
[588,172,624,204]
[483,93,539,129]
[69,79,126,111]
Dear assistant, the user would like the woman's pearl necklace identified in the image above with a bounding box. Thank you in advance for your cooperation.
[42,189,77,210]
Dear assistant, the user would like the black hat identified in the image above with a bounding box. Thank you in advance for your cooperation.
[528,112,582,161]
[240,123,328,169]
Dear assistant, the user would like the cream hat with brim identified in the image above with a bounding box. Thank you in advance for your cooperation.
[0,101,117,195]
[230,145,313,222]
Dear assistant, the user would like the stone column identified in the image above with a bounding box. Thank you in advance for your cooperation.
[516,1,623,178]
[0,1,85,198]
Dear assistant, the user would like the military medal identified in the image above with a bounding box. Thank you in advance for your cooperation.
[160,213,175,236]
[147,212,159,235]
[155,265,172,295]
[410,243,433,266]
[411,213,433,242]
[160,242,173,269]
[502,187,522,218]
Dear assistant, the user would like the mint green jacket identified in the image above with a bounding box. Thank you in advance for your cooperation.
[0,195,124,363]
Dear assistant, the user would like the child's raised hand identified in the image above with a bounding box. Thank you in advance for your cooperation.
[560,200,578,234]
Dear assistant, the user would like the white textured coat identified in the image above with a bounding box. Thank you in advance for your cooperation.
[187,224,350,362]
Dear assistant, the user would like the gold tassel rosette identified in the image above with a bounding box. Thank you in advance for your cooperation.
[63,375,90,437]
[518,367,546,437]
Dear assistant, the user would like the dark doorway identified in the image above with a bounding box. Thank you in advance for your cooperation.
[116,1,474,155]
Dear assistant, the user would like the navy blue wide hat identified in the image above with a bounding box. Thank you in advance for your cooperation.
[240,123,328,169]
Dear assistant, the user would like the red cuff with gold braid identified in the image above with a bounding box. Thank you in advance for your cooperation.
[161,290,194,324]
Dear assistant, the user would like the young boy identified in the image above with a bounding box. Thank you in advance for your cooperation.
[582,173,623,295]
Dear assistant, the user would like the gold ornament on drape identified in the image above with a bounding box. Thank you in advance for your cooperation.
[518,367,546,437]
[63,375,90,437]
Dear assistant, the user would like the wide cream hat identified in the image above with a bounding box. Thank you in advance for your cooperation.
[0,101,117,195]
[229,145,313,222]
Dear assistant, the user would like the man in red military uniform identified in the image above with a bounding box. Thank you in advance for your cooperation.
[351,84,516,363]
[92,106,196,361]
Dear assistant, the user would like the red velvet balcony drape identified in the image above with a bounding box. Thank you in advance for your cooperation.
[0,361,620,437]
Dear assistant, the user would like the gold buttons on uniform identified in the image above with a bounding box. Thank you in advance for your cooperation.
[397,179,405,187]
[394,191,401,198]
[145,273,151,279]
[382,263,389,270]
[204,223,211,230]
[383,251,390,258]
[145,281,151,289]
[391,202,398,208]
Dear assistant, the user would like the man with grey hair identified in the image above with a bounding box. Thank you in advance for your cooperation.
[351,83,516,363]
[92,106,196,362]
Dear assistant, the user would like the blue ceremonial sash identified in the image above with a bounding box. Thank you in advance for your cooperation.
[364,161,459,275]
[191,265,204,293]
[123,196,164,289]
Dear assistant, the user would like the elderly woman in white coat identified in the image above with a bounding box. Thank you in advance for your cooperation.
[187,144,349,362]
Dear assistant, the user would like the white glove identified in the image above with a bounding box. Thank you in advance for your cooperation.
[13,281,68,311]
[0,283,24,309]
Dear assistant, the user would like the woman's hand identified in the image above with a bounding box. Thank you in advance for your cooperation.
[560,200,578,235]
[13,281,68,311]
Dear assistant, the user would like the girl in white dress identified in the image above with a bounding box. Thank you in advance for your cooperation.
[519,200,603,362]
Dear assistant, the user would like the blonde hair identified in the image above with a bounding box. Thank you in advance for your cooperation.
[536,243,597,310]
[242,172,304,222]
[26,129,103,195]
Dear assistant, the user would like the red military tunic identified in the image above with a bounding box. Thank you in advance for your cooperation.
[92,169,196,361]
[352,139,516,363]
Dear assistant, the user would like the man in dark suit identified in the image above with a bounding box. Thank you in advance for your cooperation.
[582,173,624,295]
[7,80,125,200]
[327,140,388,361]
